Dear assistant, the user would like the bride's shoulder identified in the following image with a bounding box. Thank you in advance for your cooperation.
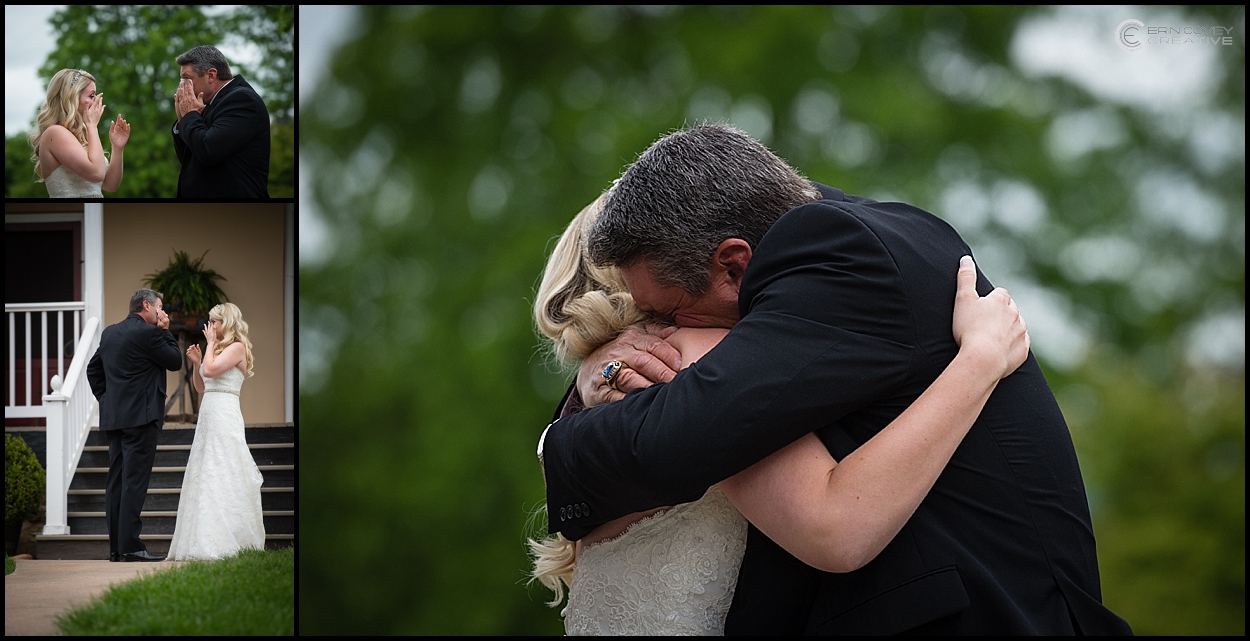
[41,124,77,148]
[665,327,730,369]
[220,341,248,364]
[42,123,71,139]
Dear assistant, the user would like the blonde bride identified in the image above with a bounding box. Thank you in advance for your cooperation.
[27,68,128,198]
[167,302,265,561]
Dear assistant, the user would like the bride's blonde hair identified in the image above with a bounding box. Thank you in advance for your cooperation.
[527,193,648,607]
[209,303,255,378]
[28,68,99,183]
[533,193,648,366]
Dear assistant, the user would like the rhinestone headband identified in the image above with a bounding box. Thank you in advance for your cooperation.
[71,69,84,85]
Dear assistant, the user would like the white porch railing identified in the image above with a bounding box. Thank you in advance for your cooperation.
[41,316,101,536]
[6,302,87,418]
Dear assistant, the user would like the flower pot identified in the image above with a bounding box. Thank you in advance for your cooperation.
[167,304,208,334]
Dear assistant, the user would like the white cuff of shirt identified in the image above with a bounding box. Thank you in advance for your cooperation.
[537,423,553,464]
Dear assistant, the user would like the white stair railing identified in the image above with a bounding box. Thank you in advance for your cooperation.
[6,301,86,418]
[41,316,101,536]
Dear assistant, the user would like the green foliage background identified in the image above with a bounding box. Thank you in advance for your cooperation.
[3,5,293,198]
[5,434,46,525]
[298,6,1244,635]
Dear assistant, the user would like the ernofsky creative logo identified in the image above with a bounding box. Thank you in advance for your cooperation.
[1116,19,1145,51]
[1117,18,1236,52]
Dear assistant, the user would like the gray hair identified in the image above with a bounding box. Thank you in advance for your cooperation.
[129,289,163,314]
[176,45,233,80]
[587,124,820,294]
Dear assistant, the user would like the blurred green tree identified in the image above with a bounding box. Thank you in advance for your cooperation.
[1060,357,1244,635]
[5,134,46,198]
[223,4,295,125]
[4,4,294,198]
[269,123,294,198]
[298,6,1244,635]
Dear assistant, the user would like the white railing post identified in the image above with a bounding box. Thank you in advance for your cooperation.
[8,311,13,408]
[43,374,70,535]
[40,316,100,536]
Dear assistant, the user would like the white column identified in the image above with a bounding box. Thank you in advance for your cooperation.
[83,206,105,324]
[84,205,104,428]
[285,204,294,424]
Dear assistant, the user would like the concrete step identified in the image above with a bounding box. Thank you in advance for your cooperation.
[66,487,294,512]
[5,423,294,470]
[77,442,294,467]
[35,533,294,560]
[81,423,295,447]
[69,465,294,490]
[33,422,297,561]
[65,511,294,535]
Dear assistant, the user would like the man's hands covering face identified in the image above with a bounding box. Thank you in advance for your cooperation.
[175,79,205,120]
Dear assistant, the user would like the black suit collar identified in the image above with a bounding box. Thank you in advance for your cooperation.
[208,75,252,107]
[125,312,155,328]
[813,182,844,201]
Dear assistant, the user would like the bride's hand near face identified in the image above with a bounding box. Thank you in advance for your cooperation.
[188,344,205,394]
[85,93,105,127]
[109,114,129,149]
[101,110,127,193]
[42,94,108,184]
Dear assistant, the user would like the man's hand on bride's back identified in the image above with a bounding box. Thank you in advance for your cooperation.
[951,256,1030,381]
[577,323,682,407]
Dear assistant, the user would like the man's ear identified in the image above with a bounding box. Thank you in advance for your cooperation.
[712,238,753,286]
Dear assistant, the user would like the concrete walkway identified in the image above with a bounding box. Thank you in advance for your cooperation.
[5,559,188,636]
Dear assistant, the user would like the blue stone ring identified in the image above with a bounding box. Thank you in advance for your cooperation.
[601,360,626,391]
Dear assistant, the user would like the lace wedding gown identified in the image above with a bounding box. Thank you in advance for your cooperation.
[167,364,266,560]
[44,159,107,198]
[563,486,749,635]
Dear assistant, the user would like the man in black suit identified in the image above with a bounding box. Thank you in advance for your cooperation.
[540,125,1131,634]
[87,289,183,562]
[172,45,270,198]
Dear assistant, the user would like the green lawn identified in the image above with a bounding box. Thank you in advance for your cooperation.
[5,553,13,576]
[55,546,294,635]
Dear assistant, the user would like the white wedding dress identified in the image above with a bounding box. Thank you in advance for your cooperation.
[44,158,107,198]
[562,486,749,635]
[167,363,266,560]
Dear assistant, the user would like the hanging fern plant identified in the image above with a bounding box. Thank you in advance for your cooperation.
[141,249,229,318]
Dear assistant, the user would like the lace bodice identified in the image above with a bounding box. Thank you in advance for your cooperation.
[203,363,245,395]
[563,486,748,636]
[44,159,107,198]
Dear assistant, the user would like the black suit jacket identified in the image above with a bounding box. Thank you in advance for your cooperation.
[87,314,183,431]
[541,184,1131,634]
[172,74,271,198]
